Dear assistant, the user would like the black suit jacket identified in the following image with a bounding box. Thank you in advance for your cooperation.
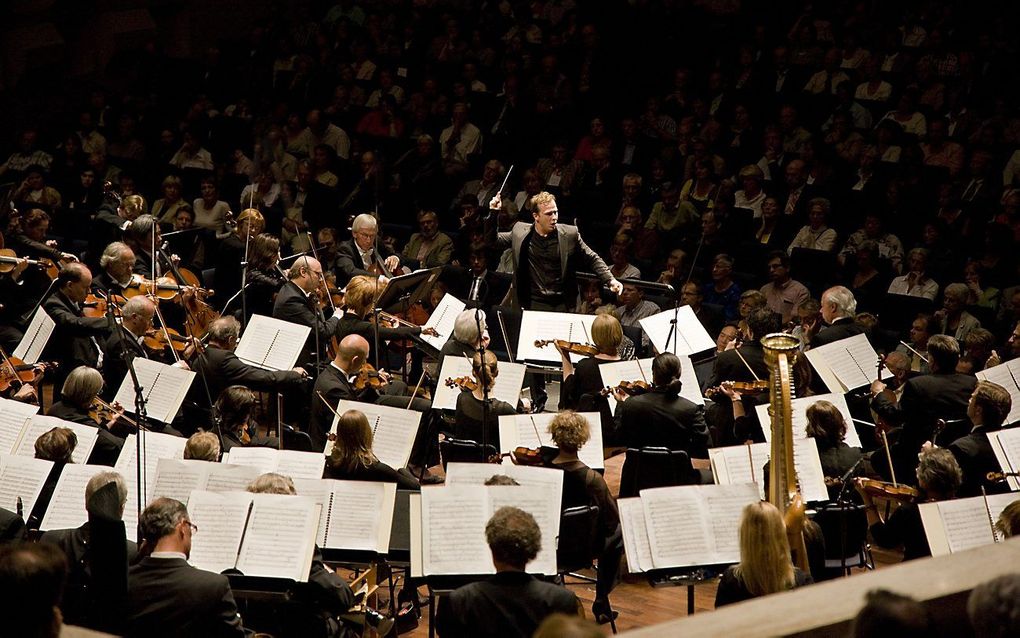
[42,291,111,385]
[948,425,1009,497]
[91,271,129,298]
[335,237,400,285]
[335,311,419,366]
[47,401,124,466]
[272,281,340,368]
[188,346,308,407]
[811,317,864,348]
[617,388,711,457]
[309,364,360,451]
[0,507,25,544]
[708,341,768,388]
[435,571,578,638]
[101,326,149,401]
[127,556,245,638]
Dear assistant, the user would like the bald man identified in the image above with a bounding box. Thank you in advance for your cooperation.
[42,262,112,393]
[309,334,370,449]
[272,256,343,371]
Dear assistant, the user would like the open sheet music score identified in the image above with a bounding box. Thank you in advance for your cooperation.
[498,412,605,469]
[150,459,263,504]
[599,356,704,414]
[328,400,420,471]
[112,358,195,424]
[419,294,466,352]
[638,306,715,357]
[13,308,55,364]
[516,311,596,363]
[292,478,396,552]
[708,440,829,503]
[12,415,98,465]
[187,491,319,581]
[988,428,1020,491]
[445,463,565,497]
[804,333,891,393]
[0,397,39,453]
[115,431,188,537]
[225,447,326,480]
[234,314,311,371]
[0,453,54,518]
[920,493,1018,556]
[618,483,760,571]
[39,464,109,531]
[412,484,561,577]
[976,359,1020,426]
[432,356,526,410]
[754,392,863,449]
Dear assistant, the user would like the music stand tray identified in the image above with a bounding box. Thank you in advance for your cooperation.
[376,268,442,314]
[647,565,725,615]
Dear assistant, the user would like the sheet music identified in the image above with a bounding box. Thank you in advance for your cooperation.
[323,480,395,552]
[204,464,263,493]
[498,412,605,469]
[113,358,195,423]
[331,400,421,470]
[487,485,560,575]
[13,415,99,465]
[618,498,653,572]
[13,308,55,364]
[709,443,769,499]
[445,463,565,495]
[151,459,210,504]
[431,356,526,410]
[234,314,311,371]
[187,491,253,574]
[516,311,596,363]
[639,306,715,356]
[0,454,53,516]
[988,429,1020,491]
[919,493,1017,556]
[976,362,1020,425]
[804,333,891,392]
[420,485,492,575]
[225,447,326,481]
[291,478,335,547]
[599,356,704,415]
[755,392,863,449]
[0,397,38,454]
[38,464,108,531]
[703,484,762,558]
[115,431,187,534]
[420,294,466,351]
[236,494,319,581]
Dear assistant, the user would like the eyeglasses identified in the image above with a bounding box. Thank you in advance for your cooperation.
[182,520,198,534]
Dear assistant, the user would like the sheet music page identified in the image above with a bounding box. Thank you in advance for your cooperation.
[38,464,108,531]
[420,294,466,351]
[935,499,997,554]
[639,306,715,357]
[420,485,493,575]
[13,308,55,364]
[432,357,526,410]
[0,454,54,516]
[234,314,311,371]
[709,443,769,500]
[702,483,761,563]
[204,464,263,493]
[237,494,319,581]
[13,415,99,465]
[187,490,253,574]
[222,447,277,476]
[790,438,830,503]
[640,486,712,569]
[150,459,210,504]
[805,334,889,392]
[977,363,1020,425]
[115,432,187,528]
[0,398,38,454]
[273,450,326,480]
[497,412,604,469]
[487,485,560,575]
[618,498,652,573]
[516,310,596,363]
[445,462,520,486]
[323,481,394,552]
[988,429,1020,491]
[291,478,334,547]
[333,400,421,470]
[113,358,195,423]
[756,392,862,449]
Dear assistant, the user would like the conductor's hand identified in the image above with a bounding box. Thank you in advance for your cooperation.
[607,278,623,295]
[384,255,400,272]
[489,194,502,211]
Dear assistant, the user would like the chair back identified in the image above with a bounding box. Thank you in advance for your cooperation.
[813,503,870,561]
[619,447,697,498]
[557,505,601,573]
[439,438,498,469]
[281,425,313,452]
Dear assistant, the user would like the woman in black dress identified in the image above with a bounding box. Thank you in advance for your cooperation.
[325,409,419,490]
[804,400,864,500]
[558,313,624,441]
[453,350,517,448]
[214,385,279,452]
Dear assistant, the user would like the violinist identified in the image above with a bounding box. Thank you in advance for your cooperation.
[8,208,75,264]
[336,274,431,370]
[0,252,30,351]
[437,309,489,375]
[854,447,962,561]
[558,314,624,419]
[42,263,112,394]
[615,352,710,458]
[452,350,517,446]
[214,208,265,309]
[214,385,279,452]
[91,189,145,261]
[325,408,420,490]
[123,214,164,278]
[272,256,342,369]
[100,296,190,401]
[47,365,124,465]
[942,380,1013,497]
[243,233,287,322]
[336,213,403,286]
[92,241,135,296]
[309,334,369,450]
[803,400,864,500]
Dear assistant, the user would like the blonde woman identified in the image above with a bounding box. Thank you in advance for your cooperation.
[325,409,419,490]
[715,501,813,606]
[453,350,517,446]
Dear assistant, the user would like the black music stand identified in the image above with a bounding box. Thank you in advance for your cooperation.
[647,565,726,615]
[376,267,442,315]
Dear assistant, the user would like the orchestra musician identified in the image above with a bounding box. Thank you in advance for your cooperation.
[336,213,403,285]
[941,379,1013,497]
[42,262,112,394]
[806,286,865,348]
[242,233,287,322]
[47,365,125,465]
[336,274,433,372]
[451,350,517,446]
[325,409,420,490]
[214,385,279,451]
[557,313,624,429]
[272,256,342,370]
[214,208,265,310]
[309,334,370,450]
[437,308,489,375]
[92,241,136,296]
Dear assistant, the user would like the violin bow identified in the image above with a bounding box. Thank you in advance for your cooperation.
[529,415,544,447]
[407,370,426,410]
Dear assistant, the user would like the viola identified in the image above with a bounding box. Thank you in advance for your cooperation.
[855,477,919,504]
[445,376,478,392]
[599,379,651,397]
[534,339,599,357]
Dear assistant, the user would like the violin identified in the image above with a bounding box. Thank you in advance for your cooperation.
[0,354,52,392]
[855,478,919,504]
[123,273,212,302]
[600,379,651,397]
[488,446,558,467]
[89,397,142,435]
[986,471,1020,483]
[142,327,192,355]
[82,292,126,318]
[445,376,478,392]
[353,363,387,392]
[0,248,43,274]
[705,380,770,398]
[534,339,599,357]
[872,355,898,438]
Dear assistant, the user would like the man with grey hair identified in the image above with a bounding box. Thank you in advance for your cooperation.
[101,295,189,400]
[335,213,403,285]
[93,241,135,295]
[128,497,245,637]
[809,285,864,347]
[436,506,578,636]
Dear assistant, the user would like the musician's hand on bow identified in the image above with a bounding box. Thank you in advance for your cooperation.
[612,387,629,403]
[607,278,623,295]
[383,255,400,272]
[421,326,440,337]
[172,360,191,371]
[480,329,490,350]
[12,384,37,405]
[60,252,78,262]
[378,369,392,383]
[293,366,308,378]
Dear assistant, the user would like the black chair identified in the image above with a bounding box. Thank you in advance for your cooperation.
[812,503,874,578]
[556,505,617,634]
[619,447,699,498]
[438,438,498,469]
[281,425,313,452]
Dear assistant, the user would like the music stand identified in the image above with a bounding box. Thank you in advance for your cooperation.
[375,268,442,314]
